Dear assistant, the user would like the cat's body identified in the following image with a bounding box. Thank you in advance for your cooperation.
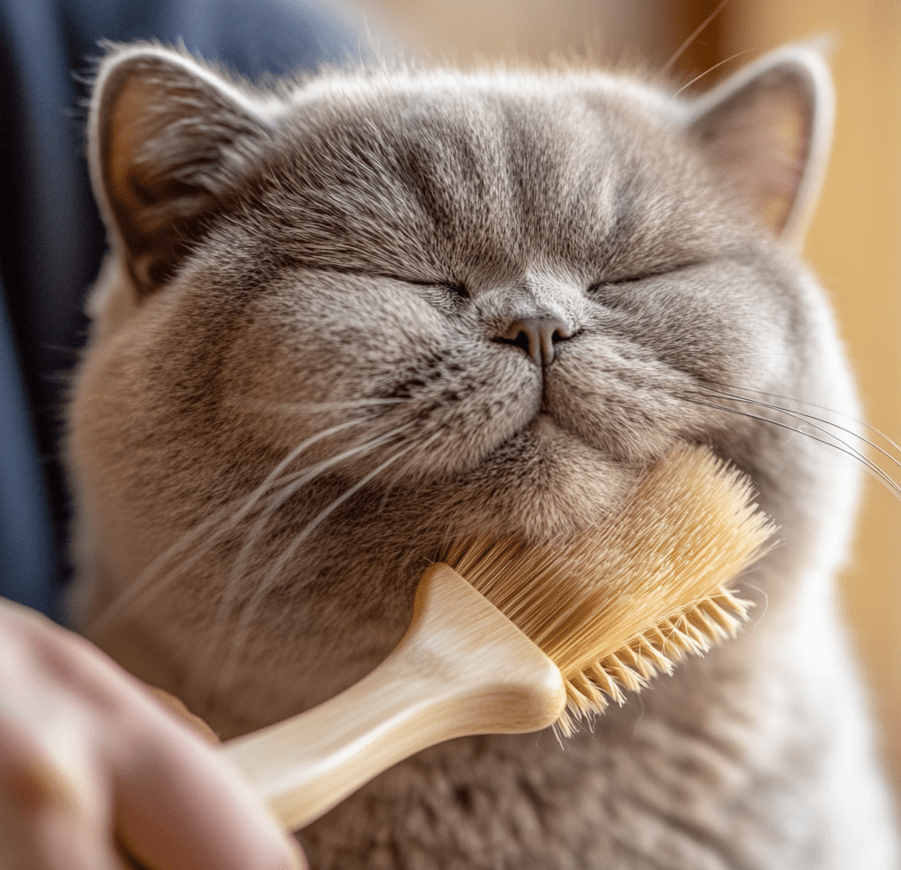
[68,45,899,868]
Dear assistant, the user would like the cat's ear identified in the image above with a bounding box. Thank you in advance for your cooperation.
[88,44,275,295]
[685,43,833,247]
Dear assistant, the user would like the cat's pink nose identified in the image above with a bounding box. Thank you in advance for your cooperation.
[496,315,573,366]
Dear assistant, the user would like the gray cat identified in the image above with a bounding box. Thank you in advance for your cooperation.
[67,41,899,869]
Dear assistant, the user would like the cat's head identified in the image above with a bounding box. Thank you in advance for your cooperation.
[68,44,859,712]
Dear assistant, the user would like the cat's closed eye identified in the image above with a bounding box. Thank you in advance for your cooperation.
[587,262,704,296]
[405,278,469,299]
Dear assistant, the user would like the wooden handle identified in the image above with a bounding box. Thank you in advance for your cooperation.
[222,563,566,831]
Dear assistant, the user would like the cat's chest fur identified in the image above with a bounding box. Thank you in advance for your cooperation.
[67,44,899,868]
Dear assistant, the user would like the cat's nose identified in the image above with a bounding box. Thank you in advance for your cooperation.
[495,315,574,366]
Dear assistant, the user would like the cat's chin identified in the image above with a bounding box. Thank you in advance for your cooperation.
[431,414,643,545]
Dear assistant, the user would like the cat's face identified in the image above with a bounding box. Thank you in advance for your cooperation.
[194,76,779,517]
[68,46,859,725]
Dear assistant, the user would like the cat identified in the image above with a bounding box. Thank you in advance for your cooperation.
[66,41,900,869]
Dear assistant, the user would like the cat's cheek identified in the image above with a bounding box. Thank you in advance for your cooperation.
[218,308,546,481]
[374,352,544,480]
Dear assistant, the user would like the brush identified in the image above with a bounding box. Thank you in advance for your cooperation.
[221,443,774,831]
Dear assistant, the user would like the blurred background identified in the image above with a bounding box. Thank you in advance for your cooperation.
[361,0,901,787]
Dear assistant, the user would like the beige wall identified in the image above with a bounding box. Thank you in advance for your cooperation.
[369,0,681,67]
[363,0,901,786]
[369,0,720,73]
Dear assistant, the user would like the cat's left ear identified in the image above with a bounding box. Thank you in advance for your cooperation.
[685,42,833,247]
[88,43,277,296]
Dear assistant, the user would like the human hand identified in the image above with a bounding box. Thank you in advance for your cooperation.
[0,597,306,870]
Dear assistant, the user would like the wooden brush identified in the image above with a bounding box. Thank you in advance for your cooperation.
[221,443,774,831]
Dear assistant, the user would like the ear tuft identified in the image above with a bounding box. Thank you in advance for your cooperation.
[686,44,834,246]
[89,44,274,295]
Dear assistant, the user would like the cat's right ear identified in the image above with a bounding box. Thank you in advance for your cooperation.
[684,42,834,248]
[88,44,274,296]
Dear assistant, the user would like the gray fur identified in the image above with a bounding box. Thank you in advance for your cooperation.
[68,44,899,868]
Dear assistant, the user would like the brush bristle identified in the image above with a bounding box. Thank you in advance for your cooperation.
[442,444,775,736]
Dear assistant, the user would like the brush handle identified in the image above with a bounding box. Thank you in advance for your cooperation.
[222,563,566,831]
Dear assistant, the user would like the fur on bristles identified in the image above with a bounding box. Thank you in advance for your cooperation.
[443,444,775,736]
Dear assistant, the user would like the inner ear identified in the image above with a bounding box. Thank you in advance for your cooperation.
[90,45,273,295]
[686,45,833,246]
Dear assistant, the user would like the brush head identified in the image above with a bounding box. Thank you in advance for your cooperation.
[442,443,775,735]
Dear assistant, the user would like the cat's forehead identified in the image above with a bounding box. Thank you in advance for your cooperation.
[250,70,738,282]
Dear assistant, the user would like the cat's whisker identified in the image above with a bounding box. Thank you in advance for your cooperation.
[85,416,373,637]
[220,420,417,616]
[197,422,420,686]
[691,394,896,493]
[210,427,444,697]
[742,582,770,628]
[686,395,901,503]
[699,385,901,478]
[660,0,734,75]
[211,441,420,696]
[228,395,409,415]
[670,49,753,99]
[706,381,901,460]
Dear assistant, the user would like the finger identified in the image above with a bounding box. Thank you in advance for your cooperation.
[143,687,220,744]
[0,723,119,870]
[112,720,302,870]
[116,841,152,870]
[0,803,125,870]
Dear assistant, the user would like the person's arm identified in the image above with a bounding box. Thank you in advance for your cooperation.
[0,597,306,870]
